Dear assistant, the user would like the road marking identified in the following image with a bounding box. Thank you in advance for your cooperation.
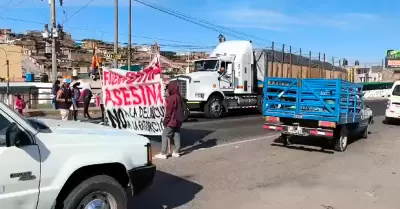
[152,134,280,160]
[194,134,280,151]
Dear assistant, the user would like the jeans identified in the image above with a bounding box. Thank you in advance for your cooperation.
[83,98,91,118]
[161,126,181,154]
[60,109,70,121]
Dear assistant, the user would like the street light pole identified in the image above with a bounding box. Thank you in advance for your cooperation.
[128,0,132,71]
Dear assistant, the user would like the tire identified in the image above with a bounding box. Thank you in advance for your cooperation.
[61,175,127,209]
[257,95,264,114]
[281,134,291,146]
[334,126,348,152]
[362,118,371,139]
[204,95,224,119]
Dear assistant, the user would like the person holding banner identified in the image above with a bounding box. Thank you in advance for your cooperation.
[155,81,183,159]
[56,79,73,121]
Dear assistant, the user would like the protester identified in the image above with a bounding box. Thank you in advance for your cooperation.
[80,83,93,119]
[14,94,25,115]
[56,78,72,120]
[71,82,81,121]
[155,81,184,159]
[97,92,105,124]
[51,80,60,109]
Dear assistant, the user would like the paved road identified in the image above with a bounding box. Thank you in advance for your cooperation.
[146,100,387,154]
[131,115,400,209]
[38,100,386,156]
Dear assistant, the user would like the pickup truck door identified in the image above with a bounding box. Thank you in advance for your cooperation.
[0,111,40,209]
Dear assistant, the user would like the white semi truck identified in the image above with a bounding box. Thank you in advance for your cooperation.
[171,40,268,118]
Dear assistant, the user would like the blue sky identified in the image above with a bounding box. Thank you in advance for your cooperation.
[0,0,398,65]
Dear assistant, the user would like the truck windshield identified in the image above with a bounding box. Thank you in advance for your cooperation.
[392,85,400,96]
[194,60,219,72]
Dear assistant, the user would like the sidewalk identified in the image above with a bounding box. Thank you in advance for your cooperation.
[24,107,102,117]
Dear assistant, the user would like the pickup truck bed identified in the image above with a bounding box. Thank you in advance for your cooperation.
[263,78,363,124]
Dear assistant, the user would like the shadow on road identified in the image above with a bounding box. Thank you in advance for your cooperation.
[145,128,216,153]
[186,109,259,123]
[130,170,203,209]
[271,134,364,154]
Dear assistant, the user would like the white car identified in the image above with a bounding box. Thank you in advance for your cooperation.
[0,102,155,209]
[384,81,400,124]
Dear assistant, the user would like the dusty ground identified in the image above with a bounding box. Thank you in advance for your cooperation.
[132,116,400,209]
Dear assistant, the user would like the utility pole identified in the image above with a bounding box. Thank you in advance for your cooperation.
[51,0,58,82]
[127,0,132,71]
[114,0,119,68]
[6,60,9,96]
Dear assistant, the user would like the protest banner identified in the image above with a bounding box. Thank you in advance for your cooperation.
[102,55,165,135]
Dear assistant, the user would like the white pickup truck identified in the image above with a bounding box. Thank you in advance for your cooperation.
[0,102,155,209]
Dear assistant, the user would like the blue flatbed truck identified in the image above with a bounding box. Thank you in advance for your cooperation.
[262,78,374,152]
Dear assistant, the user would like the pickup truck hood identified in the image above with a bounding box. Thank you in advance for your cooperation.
[32,118,150,144]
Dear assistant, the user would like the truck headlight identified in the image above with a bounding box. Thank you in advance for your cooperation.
[195,93,204,98]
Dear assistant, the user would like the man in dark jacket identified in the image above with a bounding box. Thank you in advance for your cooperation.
[155,81,183,159]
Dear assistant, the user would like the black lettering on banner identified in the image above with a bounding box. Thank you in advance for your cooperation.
[107,109,128,129]
[106,106,166,134]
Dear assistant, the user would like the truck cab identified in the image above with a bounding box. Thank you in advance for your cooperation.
[172,40,265,118]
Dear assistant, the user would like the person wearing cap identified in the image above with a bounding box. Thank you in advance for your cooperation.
[56,78,73,120]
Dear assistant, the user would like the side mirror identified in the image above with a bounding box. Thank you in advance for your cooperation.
[388,95,391,97]
[6,123,25,147]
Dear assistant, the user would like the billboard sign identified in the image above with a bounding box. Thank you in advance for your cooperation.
[386,50,400,68]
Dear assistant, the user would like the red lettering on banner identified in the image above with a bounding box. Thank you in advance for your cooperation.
[129,86,142,105]
[120,88,131,106]
[139,86,146,106]
[103,71,109,85]
[104,83,164,107]
[105,90,114,106]
[113,89,123,106]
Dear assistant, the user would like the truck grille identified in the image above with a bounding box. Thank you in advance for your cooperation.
[176,80,187,99]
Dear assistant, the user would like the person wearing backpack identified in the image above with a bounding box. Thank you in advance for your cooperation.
[155,81,185,159]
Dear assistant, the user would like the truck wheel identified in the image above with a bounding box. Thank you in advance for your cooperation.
[362,118,371,139]
[281,134,291,146]
[383,117,391,125]
[204,95,224,119]
[257,95,264,114]
[334,126,348,152]
[62,175,127,209]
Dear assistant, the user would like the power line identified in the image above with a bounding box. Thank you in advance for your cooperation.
[62,0,95,24]
[3,0,25,13]
[0,16,210,46]
[0,15,382,65]
[133,0,270,45]
[0,0,14,10]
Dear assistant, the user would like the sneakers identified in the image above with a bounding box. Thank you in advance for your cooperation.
[171,152,180,158]
[154,153,167,159]
[154,152,180,159]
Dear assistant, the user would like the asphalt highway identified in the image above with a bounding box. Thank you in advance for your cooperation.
[132,100,400,209]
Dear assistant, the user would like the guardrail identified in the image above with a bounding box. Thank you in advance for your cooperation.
[3,86,102,109]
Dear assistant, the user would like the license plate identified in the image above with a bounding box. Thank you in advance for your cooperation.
[287,126,303,134]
